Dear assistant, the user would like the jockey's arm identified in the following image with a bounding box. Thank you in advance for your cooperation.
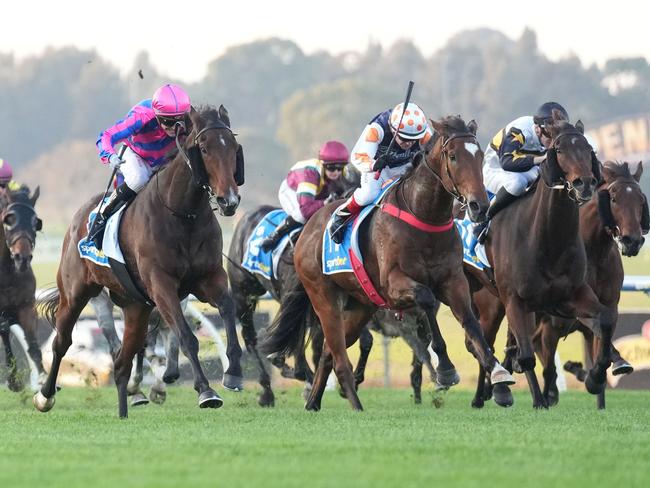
[96,111,147,163]
[294,168,325,221]
[496,127,536,172]
[350,122,383,172]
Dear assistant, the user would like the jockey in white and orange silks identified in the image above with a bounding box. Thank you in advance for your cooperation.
[88,83,192,247]
[329,102,432,244]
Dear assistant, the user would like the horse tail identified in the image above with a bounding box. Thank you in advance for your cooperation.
[36,287,60,329]
[260,273,311,358]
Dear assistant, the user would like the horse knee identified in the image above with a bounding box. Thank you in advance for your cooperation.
[515,355,536,372]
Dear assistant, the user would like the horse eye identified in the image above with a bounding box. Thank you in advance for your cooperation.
[611,197,617,204]
[3,214,16,227]
[200,146,208,155]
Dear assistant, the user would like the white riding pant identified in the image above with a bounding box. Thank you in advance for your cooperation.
[352,164,411,205]
[120,146,154,193]
[278,180,307,224]
[483,164,539,196]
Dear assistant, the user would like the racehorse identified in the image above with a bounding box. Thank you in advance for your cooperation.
[224,170,360,406]
[531,160,647,408]
[466,111,612,409]
[263,115,514,411]
[0,186,43,390]
[34,105,242,418]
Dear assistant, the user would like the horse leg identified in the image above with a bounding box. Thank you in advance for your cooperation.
[213,281,243,392]
[162,325,180,384]
[154,273,222,409]
[471,287,509,408]
[422,300,459,389]
[534,315,563,407]
[127,349,150,407]
[35,286,98,412]
[1,327,23,392]
[89,290,122,359]
[410,352,423,404]
[16,305,46,381]
[565,284,615,397]
[305,341,334,411]
[143,329,167,405]
[114,304,151,418]
[504,295,546,409]
[353,326,373,388]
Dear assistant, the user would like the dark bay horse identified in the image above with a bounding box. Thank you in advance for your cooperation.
[225,171,360,406]
[34,105,242,418]
[0,186,44,390]
[532,160,647,408]
[263,115,515,411]
[466,111,612,409]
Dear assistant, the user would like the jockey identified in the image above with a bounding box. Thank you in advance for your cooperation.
[0,158,24,192]
[473,101,569,242]
[329,102,432,244]
[88,83,192,247]
[260,140,350,252]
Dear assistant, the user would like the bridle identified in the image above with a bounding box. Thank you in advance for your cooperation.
[2,201,38,248]
[416,131,481,208]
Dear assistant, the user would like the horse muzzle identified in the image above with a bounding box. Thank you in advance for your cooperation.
[466,199,488,223]
[216,193,241,216]
[568,176,597,205]
[618,235,644,257]
[12,252,33,273]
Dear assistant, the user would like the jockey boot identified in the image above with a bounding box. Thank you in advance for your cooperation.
[88,183,137,249]
[260,216,302,252]
[474,187,518,244]
[330,197,362,245]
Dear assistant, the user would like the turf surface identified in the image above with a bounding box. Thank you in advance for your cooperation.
[1,387,648,488]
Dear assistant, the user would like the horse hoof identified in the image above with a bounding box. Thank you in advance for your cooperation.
[585,372,606,395]
[33,391,55,412]
[199,389,223,409]
[547,391,559,407]
[149,388,167,405]
[302,382,312,402]
[162,371,180,384]
[258,391,275,408]
[222,374,244,392]
[493,384,514,408]
[471,397,485,409]
[305,401,320,412]
[7,376,24,392]
[436,367,461,388]
[130,392,150,407]
[491,364,515,386]
[413,393,422,405]
[612,360,634,376]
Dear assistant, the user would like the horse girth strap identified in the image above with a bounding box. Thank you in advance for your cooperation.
[380,203,454,233]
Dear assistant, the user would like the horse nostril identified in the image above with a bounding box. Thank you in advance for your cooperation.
[468,201,480,214]
[573,179,584,189]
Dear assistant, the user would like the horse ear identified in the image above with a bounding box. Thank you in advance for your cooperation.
[633,161,644,182]
[600,161,616,183]
[575,120,585,134]
[189,107,202,129]
[218,105,231,127]
[429,118,443,135]
[467,119,478,135]
[30,185,40,206]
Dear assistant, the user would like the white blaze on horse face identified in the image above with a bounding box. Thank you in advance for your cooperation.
[464,142,479,156]
[219,135,226,147]
[626,186,633,193]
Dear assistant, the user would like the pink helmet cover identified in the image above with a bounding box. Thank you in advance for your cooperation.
[152,83,191,116]
[319,141,349,164]
[0,158,13,182]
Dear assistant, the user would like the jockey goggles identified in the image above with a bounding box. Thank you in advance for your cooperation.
[157,115,185,128]
[324,163,346,171]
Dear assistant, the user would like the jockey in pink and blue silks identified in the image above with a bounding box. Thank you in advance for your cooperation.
[88,83,192,246]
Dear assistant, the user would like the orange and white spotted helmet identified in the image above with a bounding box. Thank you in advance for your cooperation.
[389,102,428,140]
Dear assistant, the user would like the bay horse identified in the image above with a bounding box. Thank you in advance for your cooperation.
[34,105,242,418]
[531,160,647,408]
[224,171,360,406]
[466,111,612,409]
[0,186,44,390]
[262,115,515,411]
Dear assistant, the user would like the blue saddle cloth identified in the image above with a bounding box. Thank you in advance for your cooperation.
[322,179,399,275]
[242,209,298,280]
[454,191,494,270]
[77,197,110,267]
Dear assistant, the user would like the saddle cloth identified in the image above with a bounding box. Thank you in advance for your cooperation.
[242,209,300,280]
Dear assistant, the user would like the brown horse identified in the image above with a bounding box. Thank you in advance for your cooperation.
[0,186,43,390]
[263,115,514,411]
[34,105,242,418]
[532,160,647,408]
[466,111,611,409]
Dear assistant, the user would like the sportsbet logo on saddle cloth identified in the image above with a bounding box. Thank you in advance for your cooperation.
[242,209,301,280]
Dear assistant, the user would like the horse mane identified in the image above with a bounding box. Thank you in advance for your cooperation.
[603,160,633,179]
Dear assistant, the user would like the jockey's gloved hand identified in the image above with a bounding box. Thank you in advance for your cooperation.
[372,156,388,172]
[109,154,124,171]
